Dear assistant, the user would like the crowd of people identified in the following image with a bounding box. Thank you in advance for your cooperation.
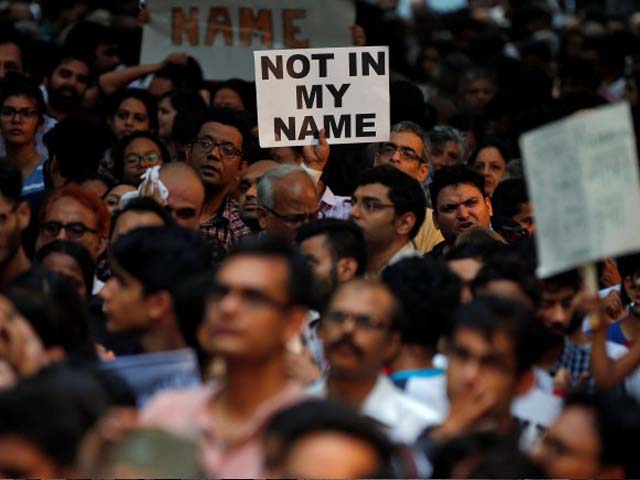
[2,0,640,477]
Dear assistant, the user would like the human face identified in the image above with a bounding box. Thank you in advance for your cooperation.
[623,274,640,316]
[0,42,23,79]
[374,131,429,182]
[111,98,151,141]
[202,255,302,361]
[512,202,535,237]
[110,210,165,245]
[319,283,399,379]
[300,234,338,311]
[431,141,463,171]
[269,147,302,165]
[0,436,57,479]
[100,262,150,333]
[476,279,534,309]
[258,174,320,242]
[0,193,27,268]
[148,76,174,99]
[531,406,602,478]
[281,431,381,479]
[103,184,136,215]
[187,121,245,191]
[234,160,279,227]
[0,95,40,146]
[161,173,205,230]
[448,257,482,304]
[472,146,506,197]
[446,326,520,420]
[434,183,492,244]
[79,178,110,199]
[349,183,399,253]
[539,287,579,336]
[464,78,495,112]
[47,59,89,113]
[41,252,88,299]
[157,97,176,139]
[36,196,105,261]
[94,43,120,73]
[213,88,245,111]
[122,137,163,185]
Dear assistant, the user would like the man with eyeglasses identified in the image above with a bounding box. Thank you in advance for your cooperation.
[256,165,322,243]
[349,165,425,277]
[311,278,440,443]
[186,109,251,251]
[373,121,444,254]
[142,236,311,477]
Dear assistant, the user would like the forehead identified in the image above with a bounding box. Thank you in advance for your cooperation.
[390,130,423,154]
[107,184,136,197]
[244,162,278,181]
[42,251,82,273]
[3,94,36,108]
[300,234,330,256]
[353,183,391,202]
[218,254,288,294]
[199,121,243,147]
[330,283,393,318]
[214,88,243,101]
[115,210,164,232]
[55,58,89,75]
[476,146,505,164]
[437,183,483,206]
[0,42,22,62]
[45,196,96,223]
[454,326,516,360]
[118,98,147,114]
[125,137,160,153]
[273,175,318,208]
[541,286,578,302]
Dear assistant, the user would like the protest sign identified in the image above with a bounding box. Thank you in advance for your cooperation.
[140,0,355,81]
[254,46,390,147]
[520,102,640,278]
[101,349,201,407]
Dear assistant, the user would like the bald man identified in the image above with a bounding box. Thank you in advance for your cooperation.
[232,159,279,231]
[257,165,320,242]
[159,163,205,230]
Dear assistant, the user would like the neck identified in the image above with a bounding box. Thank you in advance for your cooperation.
[366,238,410,276]
[218,353,289,416]
[6,143,40,173]
[140,318,186,353]
[326,370,379,409]
[390,346,435,373]
[0,248,30,289]
[200,187,229,222]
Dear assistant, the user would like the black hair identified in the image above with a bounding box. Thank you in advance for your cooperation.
[226,235,312,307]
[472,254,541,309]
[382,256,461,348]
[193,108,254,163]
[450,295,541,374]
[110,226,210,296]
[112,131,171,182]
[172,109,207,145]
[6,267,97,361]
[264,398,395,478]
[213,78,257,113]
[107,88,158,132]
[490,178,529,219]
[159,89,208,142]
[154,57,204,91]
[445,235,505,263]
[43,116,111,184]
[35,239,95,300]
[355,165,426,239]
[541,268,582,293]
[468,137,512,168]
[46,47,92,79]
[0,158,23,204]
[295,218,367,276]
[0,76,46,124]
[110,196,174,237]
[430,164,486,210]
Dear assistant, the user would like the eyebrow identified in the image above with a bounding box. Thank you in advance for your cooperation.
[440,195,481,210]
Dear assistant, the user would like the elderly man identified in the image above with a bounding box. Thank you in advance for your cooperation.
[232,159,279,231]
[158,162,205,230]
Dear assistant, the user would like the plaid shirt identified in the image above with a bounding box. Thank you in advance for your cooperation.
[199,195,251,251]
[550,337,595,392]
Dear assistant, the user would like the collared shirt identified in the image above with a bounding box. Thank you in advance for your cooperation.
[199,195,251,251]
[308,374,441,443]
[141,382,306,478]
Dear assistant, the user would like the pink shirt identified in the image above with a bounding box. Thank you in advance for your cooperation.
[141,383,306,478]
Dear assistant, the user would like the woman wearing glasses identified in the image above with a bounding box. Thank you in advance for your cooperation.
[112,131,171,186]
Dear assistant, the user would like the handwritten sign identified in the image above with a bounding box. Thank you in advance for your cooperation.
[520,102,640,277]
[254,46,390,147]
[141,0,354,81]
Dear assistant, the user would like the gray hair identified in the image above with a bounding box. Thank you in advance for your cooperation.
[386,121,431,164]
[426,125,466,160]
[257,164,304,209]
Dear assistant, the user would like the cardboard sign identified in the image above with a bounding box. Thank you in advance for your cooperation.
[520,102,640,278]
[140,0,354,81]
[101,349,201,407]
[254,46,390,147]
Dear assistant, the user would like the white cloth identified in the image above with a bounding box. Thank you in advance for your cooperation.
[308,374,441,443]
[391,370,449,420]
[387,241,421,267]
[320,186,351,220]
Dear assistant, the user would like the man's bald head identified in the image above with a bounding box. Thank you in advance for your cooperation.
[159,163,205,230]
[234,160,280,229]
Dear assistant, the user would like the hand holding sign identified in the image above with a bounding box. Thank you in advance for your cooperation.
[302,129,330,171]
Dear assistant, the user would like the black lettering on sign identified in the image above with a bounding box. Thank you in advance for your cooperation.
[274,117,296,141]
[286,54,310,79]
[261,56,283,80]
[298,116,319,139]
[356,113,376,137]
[296,85,323,109]
[324,115,351,138]
[326,84,350,108]
[348,50,386,76]
[310,53,334,77]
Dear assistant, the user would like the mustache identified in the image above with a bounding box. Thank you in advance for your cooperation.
[327,335,363,358]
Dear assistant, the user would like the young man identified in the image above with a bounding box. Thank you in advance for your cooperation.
[491,178,535,238]
[314,279,441,443]
[142,236,312,477]
[44,50,92,121]
[349,165,426,277]
[232,159,279,231]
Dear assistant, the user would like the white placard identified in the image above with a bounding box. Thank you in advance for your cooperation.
[254,46,390,147]
[140,0,355,81]
[520,102,640,278]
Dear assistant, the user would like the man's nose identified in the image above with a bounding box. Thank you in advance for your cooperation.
[246,184,257,199]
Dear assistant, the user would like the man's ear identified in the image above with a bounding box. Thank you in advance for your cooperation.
[395,212,417,237]
[256,206,268,230]
[383,330,402,364]
[16,201,30,231]
[515,368,535,397]
[485,196,493,217]
[336,257,358,283]
[283,306,306,344]
[416,162,429,183]
[145,290,173,323]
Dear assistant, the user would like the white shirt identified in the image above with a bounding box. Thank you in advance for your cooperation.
[308,374,441,443]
